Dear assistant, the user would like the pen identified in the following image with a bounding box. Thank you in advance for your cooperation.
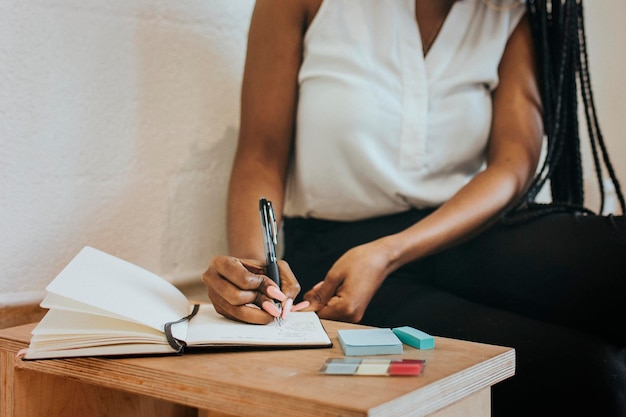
[259,197,282,326]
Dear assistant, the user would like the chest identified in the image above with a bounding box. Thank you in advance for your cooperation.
[414,0,457,55]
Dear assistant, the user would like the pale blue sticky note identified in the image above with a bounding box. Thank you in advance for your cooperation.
[337,328,403,356]
[320,358,362,375]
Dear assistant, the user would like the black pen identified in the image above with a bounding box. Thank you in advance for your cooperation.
[259,197,282,326]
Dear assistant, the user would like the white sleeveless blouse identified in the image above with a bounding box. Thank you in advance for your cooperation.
[285,0,527,220]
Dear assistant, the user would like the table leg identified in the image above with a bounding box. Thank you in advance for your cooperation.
[429,387,490,417]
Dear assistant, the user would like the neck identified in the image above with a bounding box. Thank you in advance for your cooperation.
[415,0,456,56]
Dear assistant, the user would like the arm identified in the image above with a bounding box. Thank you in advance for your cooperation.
[305,15,544,322]
[228,0,308,259]
[203,0,316,324]
[386,14,543,267]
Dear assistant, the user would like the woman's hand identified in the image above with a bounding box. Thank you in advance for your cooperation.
[303,238,396,323]
[202,256,308,324]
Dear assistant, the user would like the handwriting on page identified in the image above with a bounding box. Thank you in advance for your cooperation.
[184,305,330,346]
[273,320,320,340]
[224,315,325,343]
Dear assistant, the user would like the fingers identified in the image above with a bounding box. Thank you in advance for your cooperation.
[203,257,262,305]
[291,299,310,311]
[274,260,303,319]
[202,256,289,324]
[303,279,338,312]
[302,279,365,323]
[275,260,301,299]
[202,256,307,323]
[315,296,364,323]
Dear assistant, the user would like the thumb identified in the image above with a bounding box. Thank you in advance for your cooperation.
[303,280,338,311]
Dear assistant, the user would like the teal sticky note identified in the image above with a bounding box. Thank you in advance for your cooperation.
[337,328,403,356]
[392,326,435,350]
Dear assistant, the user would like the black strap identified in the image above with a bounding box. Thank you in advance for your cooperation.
[163,304,200,354]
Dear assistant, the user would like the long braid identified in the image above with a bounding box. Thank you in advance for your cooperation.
[505,0,625,223]
[532,0,580,205]
[554,0,583,206]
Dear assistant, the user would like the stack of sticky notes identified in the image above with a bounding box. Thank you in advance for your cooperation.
[337,328,403,356]
[392,326,435,350]
[337,326,435,357]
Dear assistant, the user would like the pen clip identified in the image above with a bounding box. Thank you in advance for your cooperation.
[267,200,278,245]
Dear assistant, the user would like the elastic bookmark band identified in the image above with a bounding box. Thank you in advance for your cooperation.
[164,304,200,353]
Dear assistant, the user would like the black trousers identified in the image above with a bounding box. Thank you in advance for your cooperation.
[283,210,626,417]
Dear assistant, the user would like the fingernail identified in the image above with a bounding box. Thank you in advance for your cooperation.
[281,298,293,320]
[261,300,281,317]
[312,281,323,290]
[266,285,286,301]
[291,300,310,312]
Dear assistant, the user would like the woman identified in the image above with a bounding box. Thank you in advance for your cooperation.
[203,1,626,415]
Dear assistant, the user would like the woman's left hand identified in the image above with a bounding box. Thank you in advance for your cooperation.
[302,238,396,323]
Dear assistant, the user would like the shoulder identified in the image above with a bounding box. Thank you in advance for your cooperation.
[475,0,527,35]
[251,0,322,33]
[304,0,323,28]
[457,0,527,47]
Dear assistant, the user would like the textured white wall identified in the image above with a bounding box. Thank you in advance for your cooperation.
[580,0,626,213]
[0,0,254,305]
[0,1,624,307]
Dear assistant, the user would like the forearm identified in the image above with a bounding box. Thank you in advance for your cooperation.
[381,155,538,274]
[226,155,287,260]
[225,1,307,260]
[378,12,544,274]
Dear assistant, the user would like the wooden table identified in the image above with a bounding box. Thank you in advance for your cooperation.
[1,320,514,417]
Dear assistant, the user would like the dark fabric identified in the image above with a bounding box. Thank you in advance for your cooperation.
[283,210,626,417]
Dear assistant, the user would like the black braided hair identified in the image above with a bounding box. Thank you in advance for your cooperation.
[505,0,625,222]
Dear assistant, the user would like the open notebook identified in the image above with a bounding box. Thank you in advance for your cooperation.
[23,246,332,360]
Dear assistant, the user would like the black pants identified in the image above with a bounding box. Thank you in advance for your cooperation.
[283,210,626,417]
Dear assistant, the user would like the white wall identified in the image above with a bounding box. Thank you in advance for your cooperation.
[580,0,626,213]
[0,0,254,305]
[1,1,624,307]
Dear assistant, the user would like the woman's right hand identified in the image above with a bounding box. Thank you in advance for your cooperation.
[202,256,308,324]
